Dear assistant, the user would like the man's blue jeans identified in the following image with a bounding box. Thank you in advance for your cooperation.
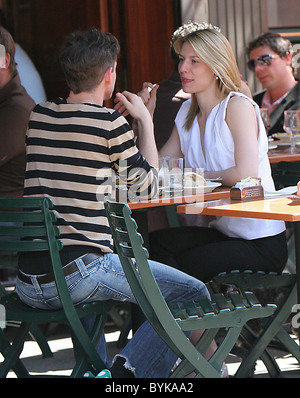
[16,253,209,378]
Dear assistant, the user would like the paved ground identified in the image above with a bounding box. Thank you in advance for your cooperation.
[1,322,300,378]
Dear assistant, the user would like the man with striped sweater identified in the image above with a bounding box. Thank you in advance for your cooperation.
[15,28,209,378]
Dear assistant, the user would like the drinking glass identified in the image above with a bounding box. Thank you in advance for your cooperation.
[158,157,170,189]
[166,157,184,196]
[260,108,270,136]
[283,110,300,153]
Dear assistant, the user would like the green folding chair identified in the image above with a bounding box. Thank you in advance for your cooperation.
[105,199,277,378]
[0,248,53,360]
[213,270,300,377]
[0,196,116,378]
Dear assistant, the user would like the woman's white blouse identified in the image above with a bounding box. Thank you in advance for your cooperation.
[175,92,286,239]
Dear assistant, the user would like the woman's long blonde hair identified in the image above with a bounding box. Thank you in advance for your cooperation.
[173,26,242,130]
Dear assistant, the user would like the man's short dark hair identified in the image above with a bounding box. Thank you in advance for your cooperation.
[59,28,120,94]
[246,32,293,58]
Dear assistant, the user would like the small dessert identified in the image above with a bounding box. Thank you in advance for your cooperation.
[184,172,206,187]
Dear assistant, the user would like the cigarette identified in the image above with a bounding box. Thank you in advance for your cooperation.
[147,84,157,93]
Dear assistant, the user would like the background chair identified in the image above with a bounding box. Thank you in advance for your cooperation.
[0,196,116,378]
[213,270,300,377]
[0,245,52,360]
[105,199,277,378]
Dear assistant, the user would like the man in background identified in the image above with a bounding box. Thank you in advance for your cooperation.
[247,32,300,135]
[0,26,35,197]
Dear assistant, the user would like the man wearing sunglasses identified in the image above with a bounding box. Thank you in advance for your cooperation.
[247,32,300,135]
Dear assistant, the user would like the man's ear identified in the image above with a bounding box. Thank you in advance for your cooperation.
[104,67,113,84]
[284,52,293,67]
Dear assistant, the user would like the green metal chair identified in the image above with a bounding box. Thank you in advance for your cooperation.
[213,270,300,377]
[0,196,116,378]
[0,249,53,360]
[105,199,277,378]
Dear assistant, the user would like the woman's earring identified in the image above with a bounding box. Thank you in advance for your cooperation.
[216,76,219,80]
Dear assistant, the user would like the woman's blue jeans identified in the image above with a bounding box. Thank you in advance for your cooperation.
[16,253,209,378]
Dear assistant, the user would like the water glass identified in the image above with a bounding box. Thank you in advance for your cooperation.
[283,110,300,153]
[158,157,170,189]
[167,157,184,196]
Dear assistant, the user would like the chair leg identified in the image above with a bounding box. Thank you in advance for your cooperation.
[29,324,53,359]
[0,283,53,359]
[71,313,108,378]
[235,283,297,378]
[275,327,300,362]
[237,324,283,377]
[0,323,31,378]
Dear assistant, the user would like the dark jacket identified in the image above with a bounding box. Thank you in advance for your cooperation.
[253,81,300,135]
[0,72,35,196]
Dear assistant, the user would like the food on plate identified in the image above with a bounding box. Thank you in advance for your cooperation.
[273,132,300,137]
[298,181,300,197]
[272,133,300,143]
[184,171,206,187]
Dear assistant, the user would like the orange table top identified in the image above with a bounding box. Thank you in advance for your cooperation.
[268,149,300,164]
[177,195,300,222]
[128,187,230,210]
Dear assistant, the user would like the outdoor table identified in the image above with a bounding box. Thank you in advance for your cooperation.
[268,149,300,164]
[127,187,230,248]
[177,194,300,302]
[128,187,230,210]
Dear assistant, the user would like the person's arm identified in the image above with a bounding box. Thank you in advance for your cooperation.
[204,96,259,186]
[0,105,28,167]
[114,90,158,169]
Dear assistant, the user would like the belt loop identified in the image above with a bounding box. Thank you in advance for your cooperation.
[75,256,89,278]
[31,276,43,295]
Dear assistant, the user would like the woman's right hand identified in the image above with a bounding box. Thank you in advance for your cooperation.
[137,82,159,118]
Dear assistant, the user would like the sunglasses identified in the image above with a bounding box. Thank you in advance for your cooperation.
[247,54,280,71]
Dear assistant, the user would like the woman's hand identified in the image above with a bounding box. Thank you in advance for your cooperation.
[137,82,159,118]
[114,91,146,119]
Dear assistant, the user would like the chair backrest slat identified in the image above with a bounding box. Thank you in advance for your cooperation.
[0,210,56,223]
[0,240,50,252]
[105,199,183,355]
[0,225,47,237]
[0,197,62,254]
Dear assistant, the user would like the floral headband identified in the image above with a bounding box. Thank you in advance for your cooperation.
[171,21,221,45]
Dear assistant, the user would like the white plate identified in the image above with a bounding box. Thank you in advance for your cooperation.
[272,133,300,146]
[275,141,300,146]
[183,181,222,195]
[268,144,278,150]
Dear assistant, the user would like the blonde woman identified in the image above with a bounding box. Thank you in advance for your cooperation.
[150,22,287,283]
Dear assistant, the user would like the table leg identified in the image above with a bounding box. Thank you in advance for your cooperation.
[294,221,300,305]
